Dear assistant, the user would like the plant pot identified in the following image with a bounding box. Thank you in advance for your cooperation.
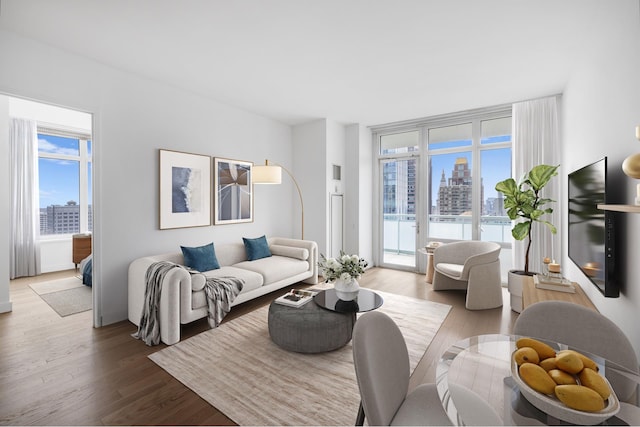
[334,278,360,301]
[508,270,536,313]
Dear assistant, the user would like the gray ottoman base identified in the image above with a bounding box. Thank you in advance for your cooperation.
[268,300,355,353]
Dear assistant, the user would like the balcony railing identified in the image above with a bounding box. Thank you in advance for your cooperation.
[383,213,511,255]
[382,214,513,279]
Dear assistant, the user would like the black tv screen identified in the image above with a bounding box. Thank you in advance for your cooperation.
[567,157,619,297]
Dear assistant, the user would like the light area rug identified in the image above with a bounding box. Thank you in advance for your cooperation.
[29,277,92,317]
[149,290,451,426]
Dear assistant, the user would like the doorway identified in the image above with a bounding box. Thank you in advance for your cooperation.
[6,96,94,319]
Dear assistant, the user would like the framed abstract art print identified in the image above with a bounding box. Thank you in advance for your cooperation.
[213,157,253,225]
[159,149,212,229]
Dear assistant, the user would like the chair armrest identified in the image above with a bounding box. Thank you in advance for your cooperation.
[460,248,501,279]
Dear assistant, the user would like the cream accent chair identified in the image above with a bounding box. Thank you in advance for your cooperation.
[432,241,502,310]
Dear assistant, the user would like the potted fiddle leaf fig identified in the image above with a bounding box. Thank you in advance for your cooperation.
[495,164,559,312]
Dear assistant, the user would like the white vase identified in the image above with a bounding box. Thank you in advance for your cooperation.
[334,277,360,301]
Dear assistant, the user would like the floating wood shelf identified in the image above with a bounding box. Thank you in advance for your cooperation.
[597,204,640,213]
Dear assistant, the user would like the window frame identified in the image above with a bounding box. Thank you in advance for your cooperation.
[425,111,512,244]
[37,124,92,238]
[372,104,512,270]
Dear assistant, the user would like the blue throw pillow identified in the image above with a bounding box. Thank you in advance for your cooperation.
[243,235,272,261]
[180,242,220,272]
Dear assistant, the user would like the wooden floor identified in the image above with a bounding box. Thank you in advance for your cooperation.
[1,268,519,425]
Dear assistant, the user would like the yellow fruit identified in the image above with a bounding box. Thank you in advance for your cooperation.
[514,347,540,366]
[516,337,557,360]
[555,385,605,412]
[556,352,584,374]
[539,357,557,371]
[579,368,611,400]
[558,349,599,372]
[548,369,577,385]
[519,362,557,395]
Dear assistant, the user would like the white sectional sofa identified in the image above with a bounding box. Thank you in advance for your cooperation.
[128,237,318,345]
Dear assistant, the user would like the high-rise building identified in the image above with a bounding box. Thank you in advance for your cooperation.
[437,157,483,216]
[485,196,505,216]
[382,152,417,217]
[40,201,93,235]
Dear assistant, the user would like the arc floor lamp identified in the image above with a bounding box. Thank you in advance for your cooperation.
[253,159,305,239]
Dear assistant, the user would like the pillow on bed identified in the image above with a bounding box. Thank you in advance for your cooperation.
[180,242,220,272]
[243,235,272,261]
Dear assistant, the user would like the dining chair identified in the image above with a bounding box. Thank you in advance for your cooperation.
[513,300,639,402]
[432,240,502,310]
[352,311,452,426]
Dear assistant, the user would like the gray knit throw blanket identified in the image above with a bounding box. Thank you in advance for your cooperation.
[132,261,244,346]
[203,276,244,328]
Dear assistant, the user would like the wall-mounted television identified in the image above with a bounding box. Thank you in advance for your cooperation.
[567,157,619,297]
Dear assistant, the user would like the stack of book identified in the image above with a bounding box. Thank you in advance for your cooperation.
[533,274,576,293]
[274,289,318,308]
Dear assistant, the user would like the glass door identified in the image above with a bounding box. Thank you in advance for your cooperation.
[378,130,419,269]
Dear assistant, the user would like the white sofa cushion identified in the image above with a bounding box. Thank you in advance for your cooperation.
[204,266,264,291]
[233,256,310,285]
[190,273,206,291]
[269,244,309,260]
[191,266,264,309]
[190,266,265,292]
[436,262,464,279]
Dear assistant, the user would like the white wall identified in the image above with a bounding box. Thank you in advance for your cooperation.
[0,29,294,325]
[0,95,11,313]
[293,119,328,253]
[326,119,346,254]
[292,118,353,260]
[40,239,75,273]
[345,124,373,264]
[561,0,640,357]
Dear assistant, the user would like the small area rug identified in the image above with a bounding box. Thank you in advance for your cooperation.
[149,290,451,426]
[29,277,92,317]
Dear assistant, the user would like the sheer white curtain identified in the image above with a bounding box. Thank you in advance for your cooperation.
[10,118,41,279]
[512,96,561,274]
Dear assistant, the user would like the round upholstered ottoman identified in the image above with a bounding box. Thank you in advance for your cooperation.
[268,299,355,353]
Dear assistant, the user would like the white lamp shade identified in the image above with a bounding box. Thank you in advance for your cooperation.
[253,165,282,184]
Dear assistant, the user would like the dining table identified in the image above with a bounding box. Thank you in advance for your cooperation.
[436,334,640,426]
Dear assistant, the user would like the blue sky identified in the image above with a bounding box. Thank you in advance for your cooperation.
[38,134,92,208]
[429,136,511,207]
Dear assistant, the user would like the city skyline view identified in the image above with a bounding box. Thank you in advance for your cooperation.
[38,133,92,208]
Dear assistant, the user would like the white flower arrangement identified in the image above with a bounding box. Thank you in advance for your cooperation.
[318,251,368,283]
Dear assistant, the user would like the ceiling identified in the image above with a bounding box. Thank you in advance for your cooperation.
[0,0,607,126]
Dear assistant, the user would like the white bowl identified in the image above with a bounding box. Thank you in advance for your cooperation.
[511,359,620,425]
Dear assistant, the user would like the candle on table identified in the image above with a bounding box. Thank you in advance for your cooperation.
[548,262,561,273]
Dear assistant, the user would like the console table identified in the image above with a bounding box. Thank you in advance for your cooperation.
[522,276,597,311]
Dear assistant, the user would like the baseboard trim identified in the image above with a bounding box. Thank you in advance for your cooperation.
[0,300,13,313]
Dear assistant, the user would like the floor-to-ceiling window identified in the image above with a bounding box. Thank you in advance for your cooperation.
[38,130,92,236]
[373,106,512,277]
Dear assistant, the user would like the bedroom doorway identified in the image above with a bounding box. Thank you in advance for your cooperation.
[6,96,94,318]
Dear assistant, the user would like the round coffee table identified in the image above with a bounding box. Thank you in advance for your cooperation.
[313,288,384,314]
[268,288,384,354]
